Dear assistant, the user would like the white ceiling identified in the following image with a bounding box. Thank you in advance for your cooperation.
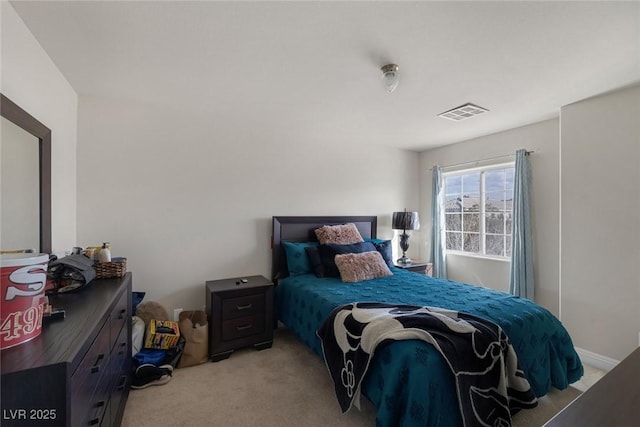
[10,1,640,151]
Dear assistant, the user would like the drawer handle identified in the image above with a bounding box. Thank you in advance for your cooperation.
[88,401,106,425]
[236,324,253,332]
[117,308,126,320]
[91,354,105,374]
[117,375,127,391]
[118,342,127,355]
[236,303,252,311]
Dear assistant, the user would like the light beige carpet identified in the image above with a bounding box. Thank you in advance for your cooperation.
[122,328,583,427]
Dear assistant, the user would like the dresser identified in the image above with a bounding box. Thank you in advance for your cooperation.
[543,347,640,427]
[205,275,273,362]
[1,273,132,427]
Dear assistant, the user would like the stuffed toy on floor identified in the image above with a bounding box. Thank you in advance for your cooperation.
[135,301,169,325]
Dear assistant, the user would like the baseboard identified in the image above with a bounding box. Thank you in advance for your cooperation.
[575,346,619,372]
[569,381,588,393]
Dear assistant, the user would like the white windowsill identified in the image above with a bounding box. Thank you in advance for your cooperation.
[447,251,511,263]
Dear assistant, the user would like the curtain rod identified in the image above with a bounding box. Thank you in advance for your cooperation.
[429,150,534,172]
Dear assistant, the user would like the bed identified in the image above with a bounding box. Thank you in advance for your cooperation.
[272,216,583,427]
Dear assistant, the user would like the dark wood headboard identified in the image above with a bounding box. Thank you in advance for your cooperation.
[271,216,377,283]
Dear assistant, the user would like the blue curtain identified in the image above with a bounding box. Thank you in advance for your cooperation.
[430,166,447,278]
[509,149,534,299]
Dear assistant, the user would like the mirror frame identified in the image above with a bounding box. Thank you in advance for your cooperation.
[1,93,52,254]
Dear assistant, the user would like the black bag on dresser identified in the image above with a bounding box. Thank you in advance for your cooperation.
[47,254,96,294]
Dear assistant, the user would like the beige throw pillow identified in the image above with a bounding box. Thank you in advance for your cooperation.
[314,223,364,245]
[335,251,393,283]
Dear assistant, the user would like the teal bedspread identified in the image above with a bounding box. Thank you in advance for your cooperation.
[274,268,583,427]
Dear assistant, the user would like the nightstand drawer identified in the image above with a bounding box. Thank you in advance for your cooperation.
[222,315,264,341]
[222,294,264,320]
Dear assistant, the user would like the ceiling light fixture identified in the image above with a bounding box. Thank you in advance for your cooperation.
[381,64,399,93]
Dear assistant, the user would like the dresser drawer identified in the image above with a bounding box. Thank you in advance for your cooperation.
[107,326,131,427]
[81,375,111,427]
[110,324,130,375]
[70,321,111,427]
[222,315,264,341]
[109,373,129,425]
[222,293,264,320]
[110,290,128,350]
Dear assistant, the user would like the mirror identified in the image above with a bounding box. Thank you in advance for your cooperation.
[1,117,40,250]
[1,94,51,254]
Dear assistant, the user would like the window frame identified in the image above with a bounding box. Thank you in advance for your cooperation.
[442,161,515,260]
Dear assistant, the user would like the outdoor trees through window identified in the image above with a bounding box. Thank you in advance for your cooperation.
[444,165,514,258]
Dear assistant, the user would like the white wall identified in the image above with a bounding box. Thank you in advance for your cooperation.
[419,119,560,315]
[76,96,419,313]
[560,84,640,361]
[1,2,78,253]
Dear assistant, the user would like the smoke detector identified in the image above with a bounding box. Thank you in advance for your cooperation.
[438,103,489,121]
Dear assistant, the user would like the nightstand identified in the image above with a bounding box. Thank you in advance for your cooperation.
[394,260,433,276]
[205,275,274,362]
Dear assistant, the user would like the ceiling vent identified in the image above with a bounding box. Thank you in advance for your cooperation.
[438,103,489,121]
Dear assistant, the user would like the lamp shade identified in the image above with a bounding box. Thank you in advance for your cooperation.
[392,211,420,231]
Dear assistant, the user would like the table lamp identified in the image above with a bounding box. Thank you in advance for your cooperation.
[392,210,420,265]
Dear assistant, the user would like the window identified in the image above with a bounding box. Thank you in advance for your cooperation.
[444,164,514,258]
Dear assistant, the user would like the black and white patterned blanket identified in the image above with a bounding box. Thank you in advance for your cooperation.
[317,302,537,427]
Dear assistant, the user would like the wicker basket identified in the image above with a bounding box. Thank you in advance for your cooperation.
[94,258,127,279]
